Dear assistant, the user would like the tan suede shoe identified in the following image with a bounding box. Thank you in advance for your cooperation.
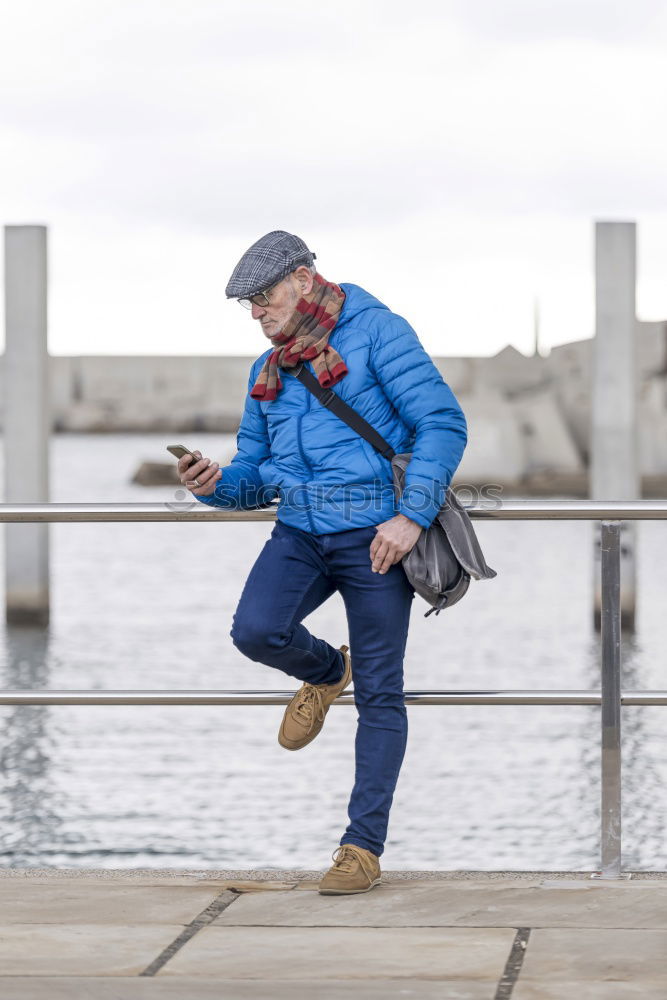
[278,645,352,751]
[318,844,382,895]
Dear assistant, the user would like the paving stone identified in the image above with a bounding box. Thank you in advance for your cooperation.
[291,877,541,891]
[0,871,566,890]
[0,925,184,976]
[159,925,514,979]
[0,883,219,925]
[0,978,495,999]
[519,928,667,982]
[0,873,297,888]
[515,982,667,1000]
[214,881,667,928]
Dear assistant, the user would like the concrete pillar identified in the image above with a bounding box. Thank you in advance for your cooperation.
[591,221,639,631]
[3,225,50,625]
[533,297,541,358]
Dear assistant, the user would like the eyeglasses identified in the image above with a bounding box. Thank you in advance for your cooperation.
[237,280,281,310]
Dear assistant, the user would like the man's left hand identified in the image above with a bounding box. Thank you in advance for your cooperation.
[370,514,423,574]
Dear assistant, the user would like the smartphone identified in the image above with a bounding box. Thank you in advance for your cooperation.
[166,444,203,466]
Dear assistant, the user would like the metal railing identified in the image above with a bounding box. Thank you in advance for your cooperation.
[2,498,667,879]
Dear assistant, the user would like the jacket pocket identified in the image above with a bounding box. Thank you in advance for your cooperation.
[358,438,392,484]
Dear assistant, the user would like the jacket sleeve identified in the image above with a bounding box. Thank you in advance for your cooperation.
[195,365,278,510]
[370,315,468,529]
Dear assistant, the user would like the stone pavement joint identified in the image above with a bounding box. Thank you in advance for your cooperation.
[495,927,531,999]
[138,888,239,977]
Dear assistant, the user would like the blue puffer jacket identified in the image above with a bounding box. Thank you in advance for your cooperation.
[197,283,467,533]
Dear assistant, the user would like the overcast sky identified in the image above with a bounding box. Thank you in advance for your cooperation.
[1,0,666,357]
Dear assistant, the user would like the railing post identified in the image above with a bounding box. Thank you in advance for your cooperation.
[598,519,623,878]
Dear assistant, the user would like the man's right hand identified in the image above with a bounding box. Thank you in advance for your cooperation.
[177,451,222,497]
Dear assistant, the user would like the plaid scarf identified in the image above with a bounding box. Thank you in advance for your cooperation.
[250,273,347,402]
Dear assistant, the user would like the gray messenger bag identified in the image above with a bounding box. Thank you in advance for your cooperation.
[291,365,497,616]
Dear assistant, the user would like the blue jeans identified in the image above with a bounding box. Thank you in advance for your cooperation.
[230,520,415,858]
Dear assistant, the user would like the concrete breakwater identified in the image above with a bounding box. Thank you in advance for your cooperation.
[1,320,666,486]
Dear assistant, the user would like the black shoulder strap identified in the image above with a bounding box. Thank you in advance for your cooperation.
[289,364,396,462]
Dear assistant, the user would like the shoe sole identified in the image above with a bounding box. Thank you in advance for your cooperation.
[278,648,352,751]
[318,877,382,895]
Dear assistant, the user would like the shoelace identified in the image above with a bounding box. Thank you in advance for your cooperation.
[293,684,325,733]
[330,845,375,881]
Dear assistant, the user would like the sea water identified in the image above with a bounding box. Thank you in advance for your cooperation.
[0,433,665,871]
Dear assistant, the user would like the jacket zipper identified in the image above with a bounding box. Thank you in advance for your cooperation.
[290,369,316,532]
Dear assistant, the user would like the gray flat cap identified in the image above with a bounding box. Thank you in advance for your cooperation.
[225,230,316,299]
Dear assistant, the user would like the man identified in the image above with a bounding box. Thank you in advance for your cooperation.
[177,231,467,894]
